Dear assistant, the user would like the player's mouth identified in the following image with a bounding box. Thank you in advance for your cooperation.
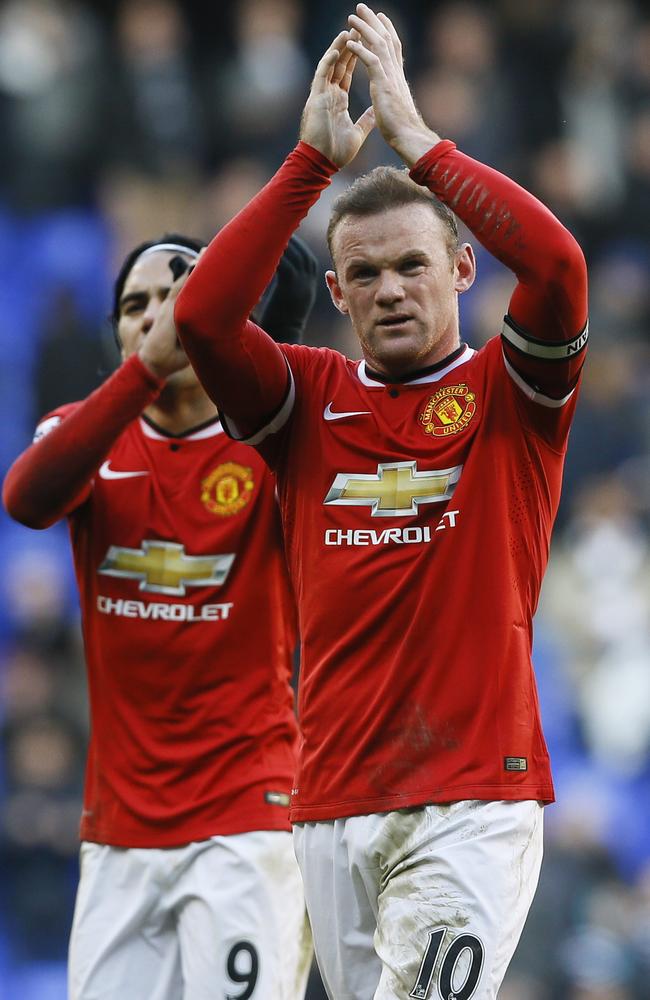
[376,313,413,332]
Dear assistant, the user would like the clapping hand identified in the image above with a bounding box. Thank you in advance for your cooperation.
[346,4,440,167]
[300,29,375,168]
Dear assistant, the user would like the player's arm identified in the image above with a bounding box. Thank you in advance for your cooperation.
[3,270,189,529]
[175,31,374,436]
[349,5,588,398]
[2,357,164,528]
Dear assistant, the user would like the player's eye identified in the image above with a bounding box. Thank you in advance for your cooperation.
[351,266,378,281]
[400,258,425,273]
[122,301,145,316]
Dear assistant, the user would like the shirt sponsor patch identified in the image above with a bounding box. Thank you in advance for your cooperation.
[97,595,233,621]
[324,461,462,518]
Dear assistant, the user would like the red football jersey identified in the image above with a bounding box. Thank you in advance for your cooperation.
[174,138,589,825]
[226,335,580,822]
[34,406,298,847]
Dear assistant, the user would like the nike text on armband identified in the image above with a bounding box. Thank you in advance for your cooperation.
[501,315,589,360]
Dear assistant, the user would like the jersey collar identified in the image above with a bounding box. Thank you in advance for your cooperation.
[357,343,475,388]
[140,415,224,440]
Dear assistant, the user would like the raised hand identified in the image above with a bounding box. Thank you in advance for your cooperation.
[138,261,195,380]
[347,4,440,166]
[300,29,375,168]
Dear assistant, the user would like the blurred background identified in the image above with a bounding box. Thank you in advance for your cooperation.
[0,0,648,998]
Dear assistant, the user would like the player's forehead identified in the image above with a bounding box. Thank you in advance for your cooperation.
[333,203,449,269]
[121,249,191,298]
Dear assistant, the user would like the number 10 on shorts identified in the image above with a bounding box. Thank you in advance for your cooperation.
[409,926,484,1000]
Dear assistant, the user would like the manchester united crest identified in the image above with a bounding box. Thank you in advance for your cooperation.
[201,462,254,516]
[419,383,477,437]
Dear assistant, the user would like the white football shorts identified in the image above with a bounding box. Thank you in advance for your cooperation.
[293,799,543,1000]
[68,830,311,1000]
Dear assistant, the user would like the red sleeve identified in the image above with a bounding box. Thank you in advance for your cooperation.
[2,354,163,529]
[175,142,337,437]
[410,141,589,398]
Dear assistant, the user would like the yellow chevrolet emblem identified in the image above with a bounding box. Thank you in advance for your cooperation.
[99,540,235,596]
[324,461,462,517]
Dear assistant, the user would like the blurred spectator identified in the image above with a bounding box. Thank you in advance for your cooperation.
[0,0,107,212]
[34,287,109,423]
[0,710,84,960]
[97,0,209,265]
[415,3,516,169]
[107,0,207,177]
[212,0,310,165]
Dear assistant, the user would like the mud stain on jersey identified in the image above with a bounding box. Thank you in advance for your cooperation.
[370,704,459,795]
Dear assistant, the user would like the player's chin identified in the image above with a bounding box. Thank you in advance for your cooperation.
[366,330,425,376]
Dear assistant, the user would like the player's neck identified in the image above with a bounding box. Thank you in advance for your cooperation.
[143,383,219,435]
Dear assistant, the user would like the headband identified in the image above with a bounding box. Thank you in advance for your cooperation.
[137,242,200,261]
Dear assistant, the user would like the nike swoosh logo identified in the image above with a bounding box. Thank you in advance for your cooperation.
[323,402,371,421]
[98,461,149,480]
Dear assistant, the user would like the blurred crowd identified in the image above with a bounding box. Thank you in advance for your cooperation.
[0,1,648,998]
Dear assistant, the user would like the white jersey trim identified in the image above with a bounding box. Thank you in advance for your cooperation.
[33,414,62,442]
[503,352,575,408]
[356,345,476,387]
[225,365,296,446]
[139,418,224,441]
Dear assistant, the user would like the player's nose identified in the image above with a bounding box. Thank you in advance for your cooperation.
[375,271,405,304]
[141,302,159,331]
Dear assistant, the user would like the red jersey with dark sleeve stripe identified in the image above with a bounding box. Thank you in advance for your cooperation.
[22,404,298,847]
[228,335,575,819]
[175,140,588,820]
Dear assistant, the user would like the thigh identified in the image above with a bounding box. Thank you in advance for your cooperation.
[373,801,544,1000]
[176,830,311,1000]
[293,819,382,1000]
[68,842,182,1000]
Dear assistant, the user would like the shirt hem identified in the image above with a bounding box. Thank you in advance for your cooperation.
[81,813,291,848]
[289,783,555,823]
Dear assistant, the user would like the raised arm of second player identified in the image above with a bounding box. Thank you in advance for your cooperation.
[175,31,374,436]
[2,275,187,529]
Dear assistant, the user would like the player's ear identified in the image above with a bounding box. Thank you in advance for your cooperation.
[454,243,476,294]
[325,270,349,315]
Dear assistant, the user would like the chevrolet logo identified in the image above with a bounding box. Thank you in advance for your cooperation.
[99,540,235,596]
[324,461,462,517]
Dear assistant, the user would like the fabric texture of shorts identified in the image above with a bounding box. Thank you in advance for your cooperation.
[68,830,312,1000]
[293,799,543,1000]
